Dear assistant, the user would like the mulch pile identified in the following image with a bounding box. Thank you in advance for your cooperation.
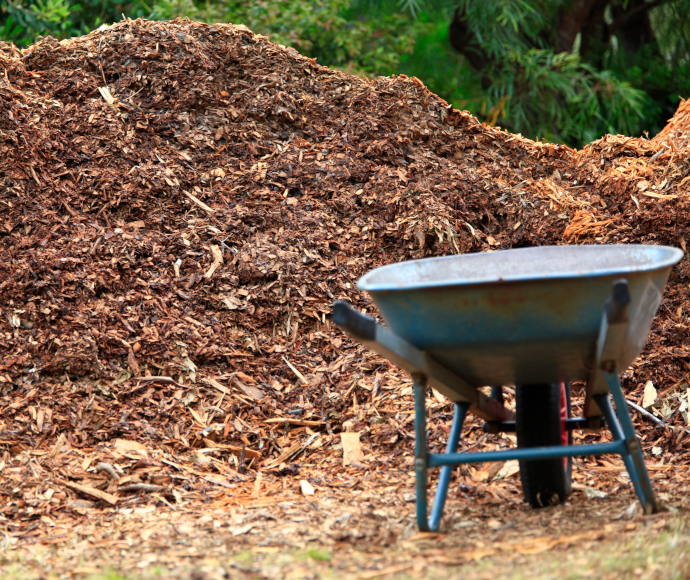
[0,19,688,533]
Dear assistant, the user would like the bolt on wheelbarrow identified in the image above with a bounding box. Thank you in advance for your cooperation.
[331,244,683,531]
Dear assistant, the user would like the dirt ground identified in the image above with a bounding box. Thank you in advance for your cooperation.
[3,380,690,578]
[3,457,690,579]
[1,18,689,579]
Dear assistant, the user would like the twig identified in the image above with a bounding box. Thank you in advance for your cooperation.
[263,432,319,470]
[282,356,308,384]
[202,438,261,459]
[625,399,667,427]
[204,244,223,279]
[182,189,215,213]
[118,483,164,493]
[264,417,325,427]
[161,458,236,488]
[60,480,118,505]
[134,376,187,388]
[95,462,120,482]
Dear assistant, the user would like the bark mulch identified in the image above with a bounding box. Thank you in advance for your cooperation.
[0,18,688,563]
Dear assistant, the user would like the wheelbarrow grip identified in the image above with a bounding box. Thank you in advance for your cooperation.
[330,300,376,341]
[606,279,630,324]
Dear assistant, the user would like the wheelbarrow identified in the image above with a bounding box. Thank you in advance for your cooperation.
[331,244,683,531]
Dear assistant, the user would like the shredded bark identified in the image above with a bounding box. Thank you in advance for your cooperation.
[0,18,688,535]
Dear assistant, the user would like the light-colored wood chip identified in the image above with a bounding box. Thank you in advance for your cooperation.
[61,480,118,505]
[341,431,363,466]
[183,189,215,213]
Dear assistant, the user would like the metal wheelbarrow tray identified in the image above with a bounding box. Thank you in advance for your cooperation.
[331,244,683,531]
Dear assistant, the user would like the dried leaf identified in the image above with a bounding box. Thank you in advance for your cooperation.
[113,439,149,457]
[642,380,657,408]
[494,460,519,480]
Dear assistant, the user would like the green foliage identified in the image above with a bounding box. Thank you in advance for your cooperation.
[1,0,72,44]
[0,1,148,44]
[148,0,420,75]
[489,48,649,143]
[301,548,332,562]
[391,0,689,144]
[453,0,549,55]
[394,14,484,110]
[0,0,419,77]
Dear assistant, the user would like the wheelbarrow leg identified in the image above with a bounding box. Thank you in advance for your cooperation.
[413,373,469,531]
[593,373,659,514]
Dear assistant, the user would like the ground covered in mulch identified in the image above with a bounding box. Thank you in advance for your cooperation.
[0,18,689,577]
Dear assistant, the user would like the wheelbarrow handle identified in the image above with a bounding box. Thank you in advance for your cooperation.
[330,300,513,422]
[605,279,630,324]
[330,300,376,341]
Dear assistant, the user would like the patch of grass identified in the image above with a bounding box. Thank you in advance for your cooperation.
[441,516,690,580]
[232,550,256,568]
[0,545,57,580]
[87,571,129,580]
[4,511,687,580]
[302,548,332,562]
[85,566,171,580]
[0,563,38,580]
[594,519,690,579]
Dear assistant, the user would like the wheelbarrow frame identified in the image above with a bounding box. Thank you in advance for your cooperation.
[332,278,659,531]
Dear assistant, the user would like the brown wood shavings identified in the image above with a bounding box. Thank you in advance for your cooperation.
[0,19,688,546]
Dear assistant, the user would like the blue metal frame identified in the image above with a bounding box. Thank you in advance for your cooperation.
[596,375,658,513]
[413,370,658,531]
[332,277,661,532]
[413,374,469,532]
[411,280,658,531]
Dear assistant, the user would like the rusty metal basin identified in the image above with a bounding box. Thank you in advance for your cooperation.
[357,245,683,387]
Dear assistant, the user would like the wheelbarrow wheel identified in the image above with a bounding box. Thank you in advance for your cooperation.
[515,383,572,508]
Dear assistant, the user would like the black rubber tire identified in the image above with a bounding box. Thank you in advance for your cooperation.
[516,383,572,508]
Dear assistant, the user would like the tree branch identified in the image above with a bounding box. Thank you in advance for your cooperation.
[609,0,669,33]
[448,9,491,72]
[555,0,608,53]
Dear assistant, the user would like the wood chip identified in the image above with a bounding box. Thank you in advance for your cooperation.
[341,432,363,466]
[113,439,149,457]
[182,189,215,213]
[204,244,224,279]
[299,479,315,495]
[60,480,118,505]
[282,357,308,385]
[97,86,116,105]
[1,18,689,546]
[264,418,325,427]
[642,380,658,408]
